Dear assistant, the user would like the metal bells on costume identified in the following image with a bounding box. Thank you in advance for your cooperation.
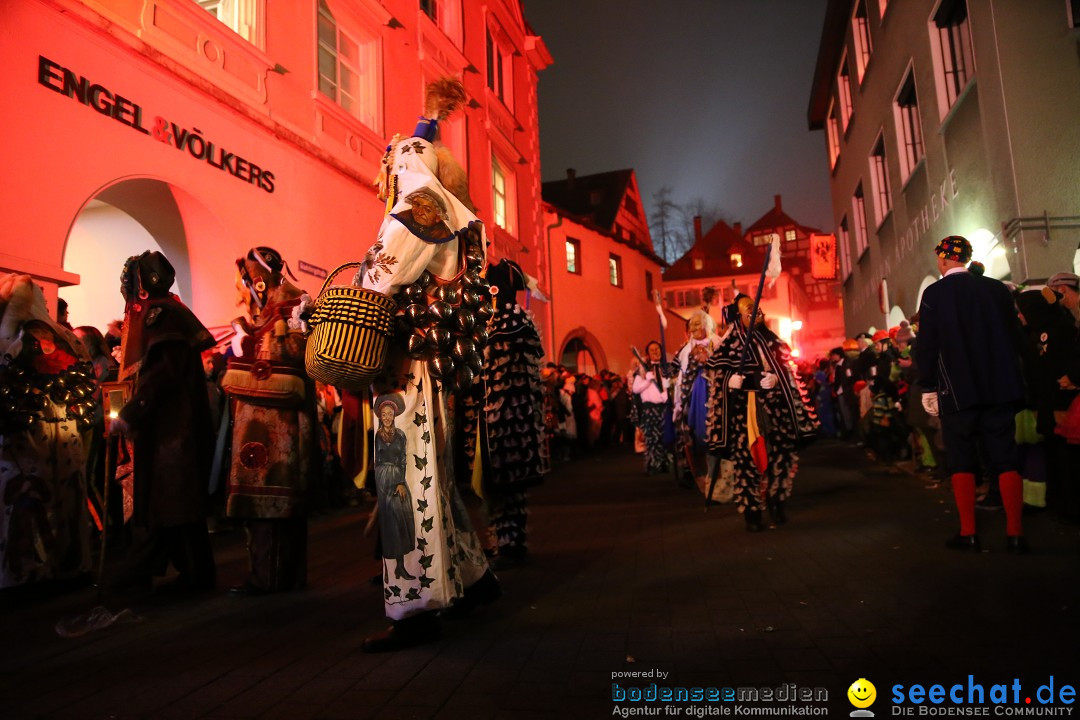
[0,360,100,434]
[391,222,492,392]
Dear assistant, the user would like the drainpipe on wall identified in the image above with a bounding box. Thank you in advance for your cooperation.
[544,213,564,361]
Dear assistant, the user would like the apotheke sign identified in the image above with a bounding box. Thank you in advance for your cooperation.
[37,55,276,193]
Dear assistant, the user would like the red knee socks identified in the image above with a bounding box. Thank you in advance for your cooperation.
[998,470,1024,537]
[951,473,977,536]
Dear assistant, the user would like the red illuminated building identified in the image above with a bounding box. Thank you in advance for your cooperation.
[663,195,845,361]
[0,0,551,340]
[541,169,667,375]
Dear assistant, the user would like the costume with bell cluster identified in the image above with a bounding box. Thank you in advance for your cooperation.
[0,274,96,588]
[705,299,818,527]
[356,79,494,628]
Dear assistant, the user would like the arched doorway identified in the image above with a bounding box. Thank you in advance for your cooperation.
[561,337,597,375]
[558,327,607,375]
[59,177,231,335]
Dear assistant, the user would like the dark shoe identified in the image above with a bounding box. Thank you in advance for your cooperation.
[362,614,440,653]
[442,569,503,620]
[944,533,981,552]
[228,580,267,596]
[767,499,787,525]
[744,509,765,533]
[1006,536,1030,554]
[465,569,502,605]
[394,563,415,581]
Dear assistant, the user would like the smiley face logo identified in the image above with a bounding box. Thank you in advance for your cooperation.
[847,678,876,709]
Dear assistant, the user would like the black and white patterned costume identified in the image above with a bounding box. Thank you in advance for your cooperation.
[705,320,817,517]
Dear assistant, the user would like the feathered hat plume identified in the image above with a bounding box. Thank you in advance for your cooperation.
[424,77,466,121]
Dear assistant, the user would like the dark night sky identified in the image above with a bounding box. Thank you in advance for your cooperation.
[524,0,834,240]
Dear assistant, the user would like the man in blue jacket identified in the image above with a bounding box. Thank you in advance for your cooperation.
[915,236,1028,553]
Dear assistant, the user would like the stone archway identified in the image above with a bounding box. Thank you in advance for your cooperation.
[59,177,232,334]
[558,326,607,374]
[59,178,192,333]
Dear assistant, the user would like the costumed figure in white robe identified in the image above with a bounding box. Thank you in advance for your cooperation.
[672,309,729,500]
[705,295,818,531]
[0,274,95,589]
[355,78,498,652]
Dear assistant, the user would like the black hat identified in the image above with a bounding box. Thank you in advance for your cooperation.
[120,251,175,301]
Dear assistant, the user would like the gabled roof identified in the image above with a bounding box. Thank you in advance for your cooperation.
[744,197,822,238]
[663,220,766,282]
[542,169,633,233]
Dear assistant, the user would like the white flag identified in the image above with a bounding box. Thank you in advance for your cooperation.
[766,237,783,278]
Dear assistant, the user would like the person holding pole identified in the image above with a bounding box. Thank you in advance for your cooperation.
[705,252,818,530]
[630,341,676,475]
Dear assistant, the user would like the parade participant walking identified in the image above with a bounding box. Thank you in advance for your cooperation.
[0,274,95,589]
[631,340,676,475]
[355,78,497,651]
[460,255,549,569]
[706,295,818,531]
[109,251,217,591]
[223,247,317,595]
[915,236,1029,552]
[673,310,721,491]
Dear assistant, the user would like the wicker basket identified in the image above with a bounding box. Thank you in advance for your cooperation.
[304,262,397,391]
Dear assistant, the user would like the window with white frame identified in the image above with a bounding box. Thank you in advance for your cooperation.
[486,25,513,109]
[838,216,853,279]
[785,229,797,242]
[197,0,264,47]
[827,100,841,169]
[893,69,924,182]
[491,154,513,232]
[565,238,581,274]
[317,0,380,131]
[852,0,873,83]
[419,0,463,47]
[869,133,892,224]
[837,52,853,131]
[931,0,975,113]
[853,184,869,258]
[609,254,623,288]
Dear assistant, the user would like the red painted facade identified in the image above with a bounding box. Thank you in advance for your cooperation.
[663,195,845,361]
[540,169,667,375]
[0,0,551,339]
